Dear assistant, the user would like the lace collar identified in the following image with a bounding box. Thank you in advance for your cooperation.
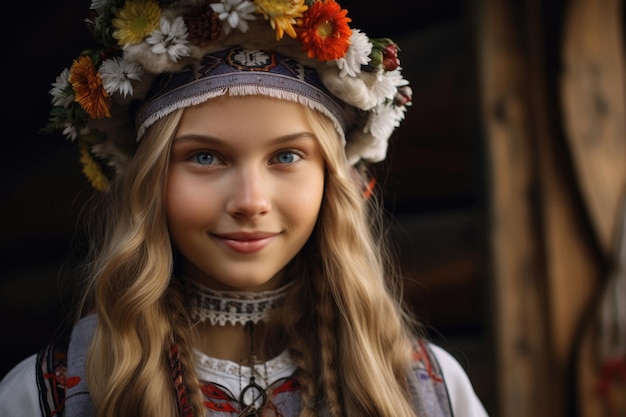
[185,278,293,326]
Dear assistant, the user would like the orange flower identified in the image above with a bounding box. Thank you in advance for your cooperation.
[297,0,351,61]
[69,56,111,119]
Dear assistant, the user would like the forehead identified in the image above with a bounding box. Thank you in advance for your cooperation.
[175,95,312,137]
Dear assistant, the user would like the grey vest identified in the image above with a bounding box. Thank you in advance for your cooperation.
[36,315,453,417]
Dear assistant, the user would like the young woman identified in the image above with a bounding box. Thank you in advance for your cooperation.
[0,1,488,416]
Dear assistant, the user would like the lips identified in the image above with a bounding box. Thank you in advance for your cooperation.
[213,231,278,254]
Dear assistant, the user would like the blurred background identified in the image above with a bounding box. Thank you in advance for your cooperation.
[2,0,626,416]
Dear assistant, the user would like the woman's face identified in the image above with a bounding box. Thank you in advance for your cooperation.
[166,95,325,291]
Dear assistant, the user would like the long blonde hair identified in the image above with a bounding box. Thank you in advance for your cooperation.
[275,109,420,417]
[78,102,420,417]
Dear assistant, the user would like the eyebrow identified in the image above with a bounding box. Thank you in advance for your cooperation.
[172,132,317,145]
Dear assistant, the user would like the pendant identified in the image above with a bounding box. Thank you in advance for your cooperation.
[238,376,268,417]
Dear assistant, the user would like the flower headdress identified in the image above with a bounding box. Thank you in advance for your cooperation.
[42,0,412,191]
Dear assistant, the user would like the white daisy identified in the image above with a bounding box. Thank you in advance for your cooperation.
[147,16,191,62]
[336,29,372,78]
[49,68,74,108]
[99,57,144,97]
[365,103,407,140]
[89,0,109,12]
[371,67,409,105]
[62,123,78,141]
[369,71,395,105]
[210,0,257,35]
[386,68,409,89]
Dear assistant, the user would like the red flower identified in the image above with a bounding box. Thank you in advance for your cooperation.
[382,43,400,71]
[297,0,352,62]
[394,86,412,106]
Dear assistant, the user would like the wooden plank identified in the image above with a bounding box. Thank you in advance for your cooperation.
[560,0,626,256]
[535,87,601,417]
[475,0,552,416]
[560,1,626,415]
[524,1,602,416]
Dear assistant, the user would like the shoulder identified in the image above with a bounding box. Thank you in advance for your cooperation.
[0,317,92,417]
[427,343,489,417]
[0,354,41,417]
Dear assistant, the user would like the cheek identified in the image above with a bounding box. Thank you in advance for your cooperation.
[286,172,325,226]
[166,170,216,230]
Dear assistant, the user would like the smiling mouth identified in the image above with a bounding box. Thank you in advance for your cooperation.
[213,233,278,254]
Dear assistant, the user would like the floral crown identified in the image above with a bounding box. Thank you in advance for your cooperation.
[43,0,412,191]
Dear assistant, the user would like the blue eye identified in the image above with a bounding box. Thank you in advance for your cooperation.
[194,152,215,165]
[274,151,301,164]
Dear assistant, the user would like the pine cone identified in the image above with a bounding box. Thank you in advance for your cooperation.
[184,3,223,47]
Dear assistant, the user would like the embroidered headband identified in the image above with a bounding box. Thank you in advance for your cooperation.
[134,46,349,140]
[42,0,413,192]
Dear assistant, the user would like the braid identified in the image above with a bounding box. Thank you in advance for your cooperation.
[286,321,318,416]
[314,267,343,417]
[169,344,194,417]
[165,279,205,417]
[290,280,320,417]
[264,257,321,417]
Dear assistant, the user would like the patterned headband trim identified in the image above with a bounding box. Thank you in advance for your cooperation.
[135,47,349,140]
[42,0,413,192]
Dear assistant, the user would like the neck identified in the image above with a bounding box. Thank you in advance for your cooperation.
[193,321,268,363]
[183,276,290,362]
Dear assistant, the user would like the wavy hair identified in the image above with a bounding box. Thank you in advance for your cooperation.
[78,101,420,417]
[266,108,421,417]
[79,109,205,416]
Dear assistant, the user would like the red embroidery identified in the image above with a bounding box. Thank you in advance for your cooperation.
[271,379,301,395]
[201,382,239,413]
[200,379,294,415]
[66,376,81,388]
[39,343,70,417]
[201,383,234,400]
[203,400,239,413]
[43,365,72,389]
[415,340,443,383]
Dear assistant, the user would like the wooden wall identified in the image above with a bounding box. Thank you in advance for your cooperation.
[3,1,625,416]
[476,0,626,415]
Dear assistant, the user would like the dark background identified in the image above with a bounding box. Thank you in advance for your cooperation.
[1,0,494,413]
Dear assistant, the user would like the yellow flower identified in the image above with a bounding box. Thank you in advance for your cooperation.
[254,0,307,40]
[112,0,161,47]
[69,56,111,119]
[79,144,110,192]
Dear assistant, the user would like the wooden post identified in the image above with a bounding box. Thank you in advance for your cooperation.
[522,0,604,416]
[475,0,553,416]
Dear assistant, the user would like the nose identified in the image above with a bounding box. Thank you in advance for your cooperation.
[226,167,271,219]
